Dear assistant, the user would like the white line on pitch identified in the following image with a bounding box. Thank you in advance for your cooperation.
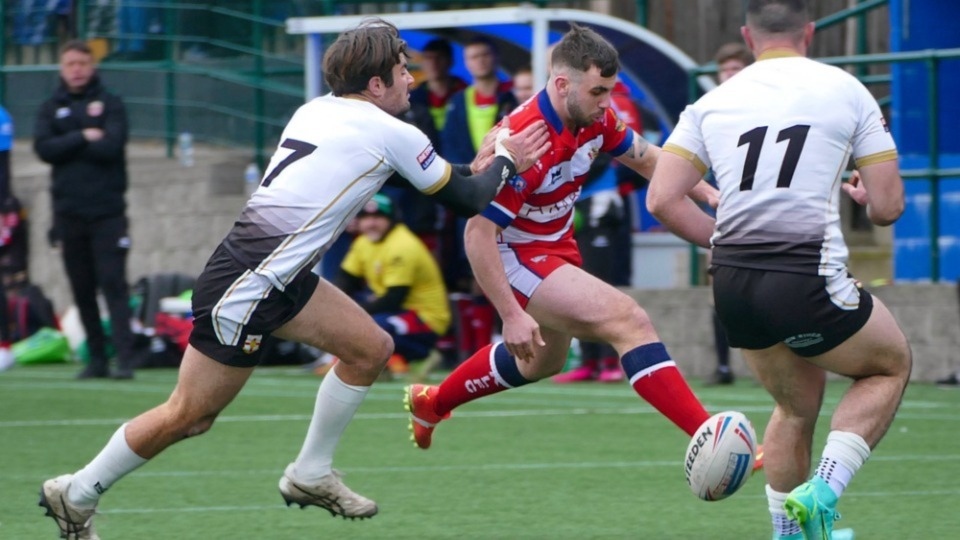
[9,454,958,482]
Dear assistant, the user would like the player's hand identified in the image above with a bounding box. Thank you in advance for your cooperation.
[688,180,720,209]
[501,310,545,363]
[499,119,551,173]
[842,170,868,206]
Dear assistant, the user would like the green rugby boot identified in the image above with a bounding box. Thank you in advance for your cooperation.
[784,476,842,540]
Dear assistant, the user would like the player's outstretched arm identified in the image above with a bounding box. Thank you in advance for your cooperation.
[432,120,551,217]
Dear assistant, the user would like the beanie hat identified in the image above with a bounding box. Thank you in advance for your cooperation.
[359,193,394,219]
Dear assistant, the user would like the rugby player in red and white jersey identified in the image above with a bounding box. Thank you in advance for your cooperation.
[406,24,732,455]
[38,19,553,537]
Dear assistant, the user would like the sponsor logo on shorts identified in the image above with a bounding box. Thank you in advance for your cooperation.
[242,334,263,354]
[784,333,824,348]
[417,144,437,170]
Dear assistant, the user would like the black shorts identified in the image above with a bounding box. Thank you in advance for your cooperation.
[189,244,319,367]
[711,266,873,357]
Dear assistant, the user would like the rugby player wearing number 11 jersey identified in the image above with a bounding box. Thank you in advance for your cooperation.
[406,24,738,461]
[648,1,911,538]
[38,18,551,538]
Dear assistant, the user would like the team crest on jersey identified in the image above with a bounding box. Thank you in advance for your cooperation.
[417,144,437,170]
[87,100,104,117]
[242,334,263,354]
[507,175,526,191]
[615,117,626,132]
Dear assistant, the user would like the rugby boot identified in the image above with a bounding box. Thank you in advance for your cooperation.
[39,474,100,539]
[404,384,450,449]
[784,476,841,540]
[279,465,377,519]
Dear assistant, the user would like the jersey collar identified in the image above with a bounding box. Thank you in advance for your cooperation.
[756,48,802,61]
[537,90,565,135]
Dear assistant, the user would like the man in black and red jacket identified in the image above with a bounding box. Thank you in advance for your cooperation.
[33,39,135,380]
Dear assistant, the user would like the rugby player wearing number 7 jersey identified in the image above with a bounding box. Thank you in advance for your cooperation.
[38,18,551,538]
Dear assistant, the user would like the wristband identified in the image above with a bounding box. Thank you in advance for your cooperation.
[494,129,515,166]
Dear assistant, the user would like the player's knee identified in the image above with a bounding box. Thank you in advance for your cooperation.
[604,297,653,336]
[184,415,217,438]
[363,329,394,370]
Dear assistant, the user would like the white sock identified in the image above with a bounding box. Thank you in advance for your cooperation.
[766,484,802,537]
[68,423,148,509]
[292,369,369,483]
[814,430,871,497]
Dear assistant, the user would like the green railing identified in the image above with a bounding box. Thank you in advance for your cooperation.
[1,1,306,168]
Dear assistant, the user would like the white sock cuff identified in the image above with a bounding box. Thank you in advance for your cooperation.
[765,484,789,513]
[825,430,870,471]
[113,423,148,465]
[319,369,370,404]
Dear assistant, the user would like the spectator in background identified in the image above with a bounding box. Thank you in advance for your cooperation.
[410,38,468,145]
[33,40,136,380]
[331,193,450,378]
[705,42,754,386]
[0,105,16,371]
[511,64,535,103]
[441,36,517,166]
[715,41,754,83]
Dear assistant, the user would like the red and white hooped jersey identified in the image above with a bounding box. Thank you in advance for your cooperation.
[480,91,634,259]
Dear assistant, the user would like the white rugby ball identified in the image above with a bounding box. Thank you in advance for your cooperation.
[684,411,758,501]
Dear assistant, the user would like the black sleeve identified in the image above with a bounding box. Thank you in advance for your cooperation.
[432,156,517,217]
[333,269,364,296]
[81,93,128,162]
[450,163,473,177]
[33,100,87,165]
[363,285,410,313]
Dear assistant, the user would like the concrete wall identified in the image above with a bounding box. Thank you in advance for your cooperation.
[11,143,959,382]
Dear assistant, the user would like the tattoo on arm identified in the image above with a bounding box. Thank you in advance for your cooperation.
[630,136,649,160]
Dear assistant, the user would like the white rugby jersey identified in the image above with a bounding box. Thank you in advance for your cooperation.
[223,95,451,290]
[664,51,897,276]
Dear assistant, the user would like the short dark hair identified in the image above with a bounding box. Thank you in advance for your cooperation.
[714,42,754,66]
[423,38,453,60]
[464,36,497,56]
[323,18,409,96]
[550,23,619,78]
[512,64,532,77]
[59,39,92,57]
[746,0,809,34]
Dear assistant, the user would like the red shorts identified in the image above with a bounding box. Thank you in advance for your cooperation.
[498,243,581,308]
